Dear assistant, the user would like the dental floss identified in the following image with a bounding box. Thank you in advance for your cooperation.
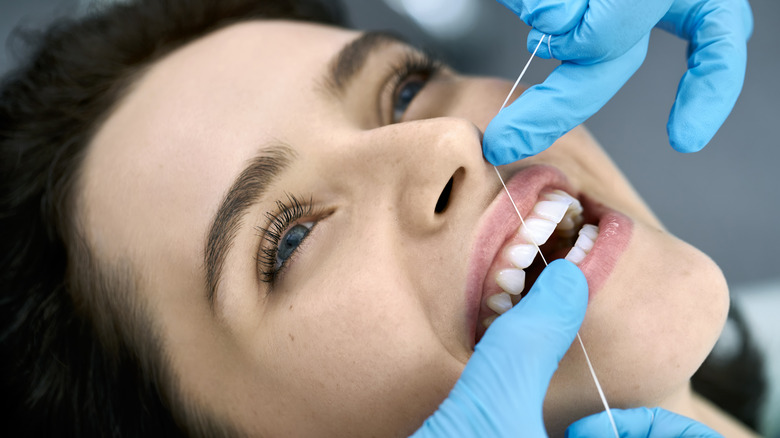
[492,34,621,438]
[498,34,547,110]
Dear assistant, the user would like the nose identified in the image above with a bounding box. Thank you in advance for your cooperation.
[343,117,487,235]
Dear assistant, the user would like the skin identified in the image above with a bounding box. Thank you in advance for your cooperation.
[78,21,745,437]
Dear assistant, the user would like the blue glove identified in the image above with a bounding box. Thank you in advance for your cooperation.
[483,0,753,165]
[412,259,588,437]
[567,407,723,437]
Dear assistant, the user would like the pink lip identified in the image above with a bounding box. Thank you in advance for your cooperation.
[465,165,633,348]
[578,197,633,295]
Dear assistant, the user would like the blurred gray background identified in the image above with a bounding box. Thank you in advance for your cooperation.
[1,0,778,290]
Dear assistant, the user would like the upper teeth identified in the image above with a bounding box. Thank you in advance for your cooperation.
[484,190,598,326]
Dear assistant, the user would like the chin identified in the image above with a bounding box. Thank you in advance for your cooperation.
[541,229,729,436]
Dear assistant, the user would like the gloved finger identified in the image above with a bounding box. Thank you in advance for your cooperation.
[659,0,752,152]
[467,260,587,409]
[526,0,672,62]
[566,407,724,437]
[494,0,588,35]
[427,260,588,436]
[492,258,588,382]
[740,0,754,40]
[483,34,649,165]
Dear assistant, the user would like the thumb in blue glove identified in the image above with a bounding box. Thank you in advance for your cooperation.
[411,259,588,437]
[567,407,724,438]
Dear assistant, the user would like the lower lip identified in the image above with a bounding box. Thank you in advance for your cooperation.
[579,200,634,296]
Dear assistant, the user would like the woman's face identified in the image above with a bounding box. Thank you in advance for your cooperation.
[80,21,729,436]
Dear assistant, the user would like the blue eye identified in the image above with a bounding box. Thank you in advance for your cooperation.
[392,78,425,123]
[275,223,313,270]
[257,194,322,284]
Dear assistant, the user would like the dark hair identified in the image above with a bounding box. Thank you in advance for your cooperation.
[0,0,341,436]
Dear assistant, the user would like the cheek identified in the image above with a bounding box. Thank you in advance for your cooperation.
[254,264,463,436]
[545,224,728,424]
[599,227,728,378]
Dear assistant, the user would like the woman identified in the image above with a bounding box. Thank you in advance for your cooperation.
[0,0,757,436]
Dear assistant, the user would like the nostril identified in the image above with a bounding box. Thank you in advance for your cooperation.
[435,176,454,214]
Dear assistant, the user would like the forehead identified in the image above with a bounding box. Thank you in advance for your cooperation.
[79,20,357,265]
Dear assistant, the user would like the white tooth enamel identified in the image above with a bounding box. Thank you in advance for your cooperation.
[565,224,599,265]
[488,190,590,313]
[519,217,557,245]
[580,224,599,241]
[543,194,569,205]
[506,244,537,269]
[565,246,587,265]
[496,268,526,295]
[532,199,571,222]
[568,198,583,214]
[553,189,581,207]
[487,292,513,314]
[574,233,594,252]
[482,314,498,329]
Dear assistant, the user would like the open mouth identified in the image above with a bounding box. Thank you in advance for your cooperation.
[466,165,633,347]
[479,188,598,331]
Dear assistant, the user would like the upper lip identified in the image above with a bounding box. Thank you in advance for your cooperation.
[465,165,574,348]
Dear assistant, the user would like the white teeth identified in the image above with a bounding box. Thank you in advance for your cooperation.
[506,244,537,269]
[557,193,583,231]
[486,292,513,314]
[543,192,571,203]
[564,246,587,264]
[518,189,582,247]
[483,190,598,334]
[519,217,557,245]
[580,224,598,241]
[553,190,582,213]
[573,233,594,252]
[532,199,571,222]
[564,224,600,265]
[495,268,526,295]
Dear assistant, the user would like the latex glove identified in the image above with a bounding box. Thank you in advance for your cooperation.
[412,259,588,437]
[483,0,754,165]
[567,407,724,437]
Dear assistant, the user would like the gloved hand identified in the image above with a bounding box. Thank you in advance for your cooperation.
[567,407,723,437]
[412,259,587,437]
[483,0,753,165]
[412,259,724,437]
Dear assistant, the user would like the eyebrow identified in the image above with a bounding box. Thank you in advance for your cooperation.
[322,30,407,96]
[204,144,294,307]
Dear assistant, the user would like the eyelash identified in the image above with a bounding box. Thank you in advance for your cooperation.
[255,193,318,284]
[253,52,441,284]
[385,51,444,123]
